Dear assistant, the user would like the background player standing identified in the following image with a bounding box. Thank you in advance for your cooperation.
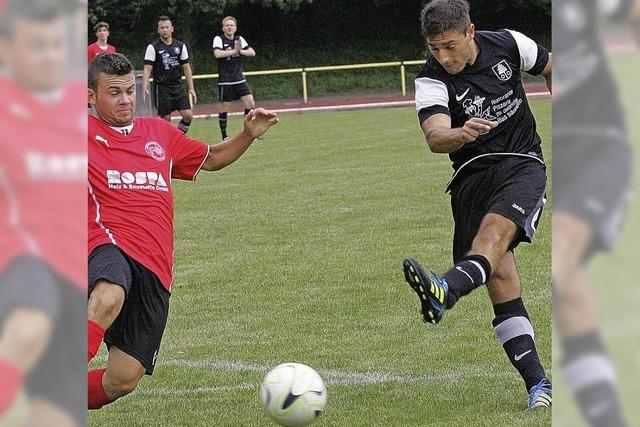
[87,53,278,410]
[213,16,256,140]
[403,0,553,410]
[142,15,197,133]
[87,21,115,64]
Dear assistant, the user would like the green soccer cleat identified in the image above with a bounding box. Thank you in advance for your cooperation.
[403,257,448,324]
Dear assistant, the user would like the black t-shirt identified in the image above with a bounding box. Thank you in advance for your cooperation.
[144,39,190,85]
[212,35,249,85]
[553,0,631,137]
[415,30,549,181]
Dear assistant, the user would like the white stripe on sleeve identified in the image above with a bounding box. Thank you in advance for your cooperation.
[180,44,189,61]
[144,44,156,62]
[507,30,539,72]
[414,77,449,112]
[213,36,223,50]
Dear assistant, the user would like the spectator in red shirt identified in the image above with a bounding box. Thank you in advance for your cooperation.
[87,52,278,410]
[87,21,116,64]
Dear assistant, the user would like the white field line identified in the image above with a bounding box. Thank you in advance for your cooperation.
[177,91,550,120]
[134,358,523,396]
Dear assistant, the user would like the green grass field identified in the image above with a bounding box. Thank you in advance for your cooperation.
[89,99,552,426]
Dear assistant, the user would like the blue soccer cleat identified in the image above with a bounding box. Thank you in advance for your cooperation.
[527,378,552,410]
[403,257,448,324]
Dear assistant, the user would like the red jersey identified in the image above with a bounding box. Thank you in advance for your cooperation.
[88,115,209,292]
[88,42,116,63]
[0,78,87,289]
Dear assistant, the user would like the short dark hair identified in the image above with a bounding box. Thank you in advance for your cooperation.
[420,0,470,38]
[93,21,109,32]
[88,53,134,91]
[0,0,63,38]
[158,15,172,24]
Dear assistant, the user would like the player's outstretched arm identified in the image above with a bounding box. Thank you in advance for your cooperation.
[201,108,279,171]
[421,113,497,154]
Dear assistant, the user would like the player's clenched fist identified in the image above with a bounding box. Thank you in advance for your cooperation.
[459,117,498,143]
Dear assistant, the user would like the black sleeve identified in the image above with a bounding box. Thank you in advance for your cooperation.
[528,45,549,76]
[418,105,450,125]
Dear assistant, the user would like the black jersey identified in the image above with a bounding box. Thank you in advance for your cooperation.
[554,0,631,139]
[415,30,549,182]
[212,35,249,85]
[144,39,190,85]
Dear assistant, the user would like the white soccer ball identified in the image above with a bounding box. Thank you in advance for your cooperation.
[260,362,327,427]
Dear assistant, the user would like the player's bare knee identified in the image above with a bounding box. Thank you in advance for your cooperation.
[472,229,506,259]
[88,282,125,324]
[474,221,515,257]
[183,110,193,122]
[0,309,51,354]
[103,374,142,400]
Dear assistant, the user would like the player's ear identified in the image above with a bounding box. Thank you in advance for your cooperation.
[88,88,97,106]
[466,23,475,39]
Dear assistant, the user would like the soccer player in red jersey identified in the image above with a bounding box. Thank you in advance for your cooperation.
[0,1,86,425]
[87,52,278,409]
[87,21,116,64]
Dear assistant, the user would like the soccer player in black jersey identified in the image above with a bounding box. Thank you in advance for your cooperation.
[554,1,639,426]
[403,0,552,410]
[141,16,197,134]
[213,16,256,140]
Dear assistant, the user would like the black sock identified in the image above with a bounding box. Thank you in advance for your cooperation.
[178,119,191,134]
[492,297,546,391]
[442,254,491,308]
[561,331,628,427]
[244,108,253,117]
[219,112,228,138]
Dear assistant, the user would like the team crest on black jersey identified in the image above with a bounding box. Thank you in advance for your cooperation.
[492,60,512,81]
[174,47,180,54]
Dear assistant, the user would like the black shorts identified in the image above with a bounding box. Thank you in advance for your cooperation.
[0,257,86,427]
[155,82,191,117]
[553,136,631,259]
[450,156,547,263]
[88,244,170,375]
[218,81,252,102]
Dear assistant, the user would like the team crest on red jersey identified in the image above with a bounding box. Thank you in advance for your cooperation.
[145,142,165,161]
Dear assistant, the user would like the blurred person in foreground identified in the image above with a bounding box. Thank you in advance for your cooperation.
[553,0,640,426]
[87,53,278,409]
[404,0,552,410]
[0,0,86,426]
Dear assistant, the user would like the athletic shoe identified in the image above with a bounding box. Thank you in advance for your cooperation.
[403,257,448,324]
[527,378,552,410]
